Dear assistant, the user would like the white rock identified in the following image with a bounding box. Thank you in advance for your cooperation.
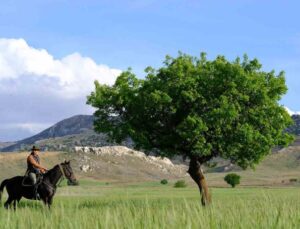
[80,164,90,172]
[74,146,176,167]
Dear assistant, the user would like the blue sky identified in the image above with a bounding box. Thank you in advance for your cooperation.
[0,0,300,141]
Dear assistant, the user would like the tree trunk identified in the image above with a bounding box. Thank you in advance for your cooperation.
[188,156,211,206]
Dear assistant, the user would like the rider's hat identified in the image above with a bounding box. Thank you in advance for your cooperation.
[31,145,40,151]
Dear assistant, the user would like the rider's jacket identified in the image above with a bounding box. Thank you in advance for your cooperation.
[27,153,40,174]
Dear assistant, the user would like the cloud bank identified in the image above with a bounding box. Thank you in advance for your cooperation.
[0,38,121,99]
[0,38,122,141]
[285,107,300,116]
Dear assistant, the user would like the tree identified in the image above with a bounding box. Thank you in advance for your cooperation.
[224,173,241,188]
[87,53,294,206]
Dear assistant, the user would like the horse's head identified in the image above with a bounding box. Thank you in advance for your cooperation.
[60,160,77,184]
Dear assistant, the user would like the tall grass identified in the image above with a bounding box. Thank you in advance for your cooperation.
[1,184,300,228]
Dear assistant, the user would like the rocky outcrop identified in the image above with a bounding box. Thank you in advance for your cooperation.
[74,146,188,179]
[75,146,176,171]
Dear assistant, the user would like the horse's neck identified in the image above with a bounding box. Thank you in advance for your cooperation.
[43,165,62,186]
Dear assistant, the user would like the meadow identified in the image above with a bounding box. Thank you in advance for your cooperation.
[1,180,300,229]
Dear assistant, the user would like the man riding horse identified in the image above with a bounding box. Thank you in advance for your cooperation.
[0,153,77,210]
[26,146,48,199]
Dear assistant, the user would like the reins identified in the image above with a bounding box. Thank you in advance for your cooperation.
[56,164,67,187]
[22,164,68,189]
[39,165,66,190]
[58,164,67,179]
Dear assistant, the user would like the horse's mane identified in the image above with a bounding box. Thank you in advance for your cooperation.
[44,164,60,177]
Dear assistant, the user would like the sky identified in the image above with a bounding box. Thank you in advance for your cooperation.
[0,0,300,141]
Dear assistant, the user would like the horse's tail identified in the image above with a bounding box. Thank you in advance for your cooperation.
[0,179,8,202]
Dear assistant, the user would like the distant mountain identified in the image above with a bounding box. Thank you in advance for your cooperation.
[0,142,15,150]
[1,115,95,152]
[1,114,300,152]
[287,115,300,136]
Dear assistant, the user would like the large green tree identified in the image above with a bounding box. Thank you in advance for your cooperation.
[87,53,294,205]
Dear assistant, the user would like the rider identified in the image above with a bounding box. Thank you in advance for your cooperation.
[27,146,47,199]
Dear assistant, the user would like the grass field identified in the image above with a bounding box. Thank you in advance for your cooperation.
[1,180,300,229]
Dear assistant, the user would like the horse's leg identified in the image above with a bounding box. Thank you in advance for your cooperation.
[4,197,13,209]
[12,196,22,211]
[47,196,53,209]
[13,200,17,211]
[42,197,48,207]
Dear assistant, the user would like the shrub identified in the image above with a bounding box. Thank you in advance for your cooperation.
[224,173,241,188]
[160,179,168,185]
[174,180,187,188]
[289,178,297,183]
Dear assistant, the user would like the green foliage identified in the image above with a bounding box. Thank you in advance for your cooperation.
[87,53,294,168]
[224,173,241,188]
[174,180,187,188]
[160,179,168,185]
[289,178,297,183]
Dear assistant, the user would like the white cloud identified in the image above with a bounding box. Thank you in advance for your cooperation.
[0,38,123,141]
[0,38,122,99]
[285,106,300,116]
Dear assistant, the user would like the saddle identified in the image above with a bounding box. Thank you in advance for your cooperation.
[22,171,43,187]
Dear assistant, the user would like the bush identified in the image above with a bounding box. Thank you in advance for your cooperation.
[289,178,297,183]
[174,180,187,188]
[224,173,240,188]
[160,179,168,185]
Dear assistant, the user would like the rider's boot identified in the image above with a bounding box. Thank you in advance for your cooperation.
[33,184,40,200]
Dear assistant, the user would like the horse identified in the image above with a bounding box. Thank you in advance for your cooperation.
[0,160,77,210]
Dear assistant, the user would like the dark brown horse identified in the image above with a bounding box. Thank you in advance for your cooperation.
[0,161,77,210]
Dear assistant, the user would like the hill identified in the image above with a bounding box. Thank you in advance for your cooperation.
[0,146,187,183]
[0,141,15,150]
[287,115,300,136]
[1,144,300,187]
[1,115,95,152]
[2,114,300,152]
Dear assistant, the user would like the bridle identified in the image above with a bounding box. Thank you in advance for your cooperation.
[58,164,68,179]
[57,163,74,185]
[43,163,74,190]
